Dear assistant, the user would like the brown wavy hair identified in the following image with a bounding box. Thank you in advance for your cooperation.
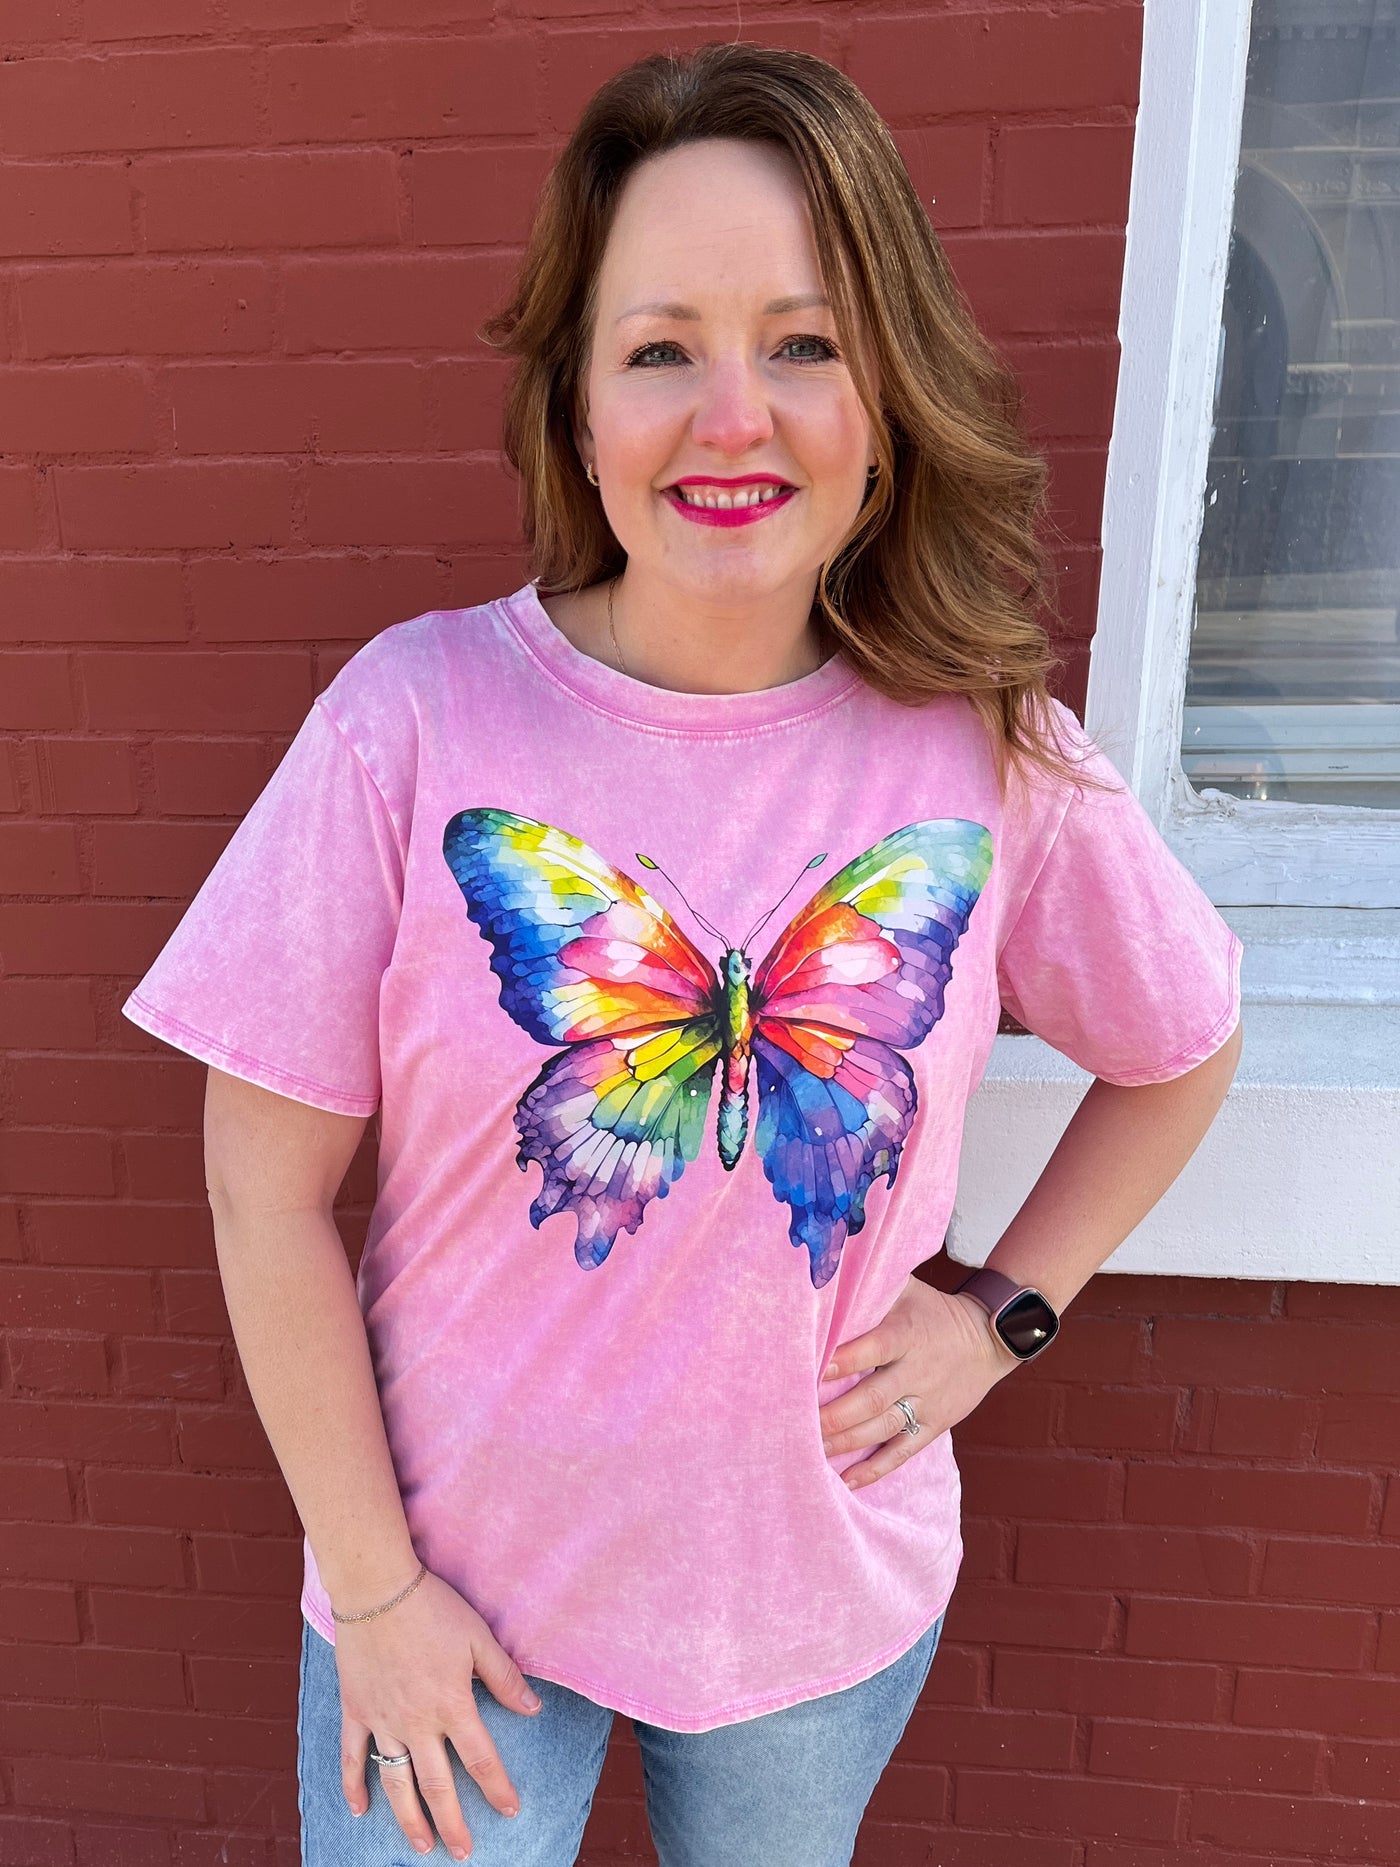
[479,40,1107,797]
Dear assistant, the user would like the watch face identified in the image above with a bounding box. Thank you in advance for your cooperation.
[996,1290,1059,1358]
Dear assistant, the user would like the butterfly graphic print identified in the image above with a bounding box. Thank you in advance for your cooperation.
[441,809,993,1289]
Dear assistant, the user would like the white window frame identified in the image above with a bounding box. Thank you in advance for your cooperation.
[947,0,1400,1286]
[1084,0,1400,909]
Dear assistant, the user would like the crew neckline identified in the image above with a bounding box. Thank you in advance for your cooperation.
[497,579,863,736]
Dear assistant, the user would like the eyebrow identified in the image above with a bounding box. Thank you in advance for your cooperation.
[614,292,831,325]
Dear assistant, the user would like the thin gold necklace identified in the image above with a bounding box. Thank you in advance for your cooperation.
[606,575,629,676]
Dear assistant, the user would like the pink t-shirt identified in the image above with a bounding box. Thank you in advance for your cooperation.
[121,581,1242,1731]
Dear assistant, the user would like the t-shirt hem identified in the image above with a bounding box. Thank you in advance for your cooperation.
[1096,928,1245,1087]
[512,1593,955,1731]
[122,991,380,1118]
[303,1591,335,1644]
[302,1580,957,1733]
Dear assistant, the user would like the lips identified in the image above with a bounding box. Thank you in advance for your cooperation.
[662,481,798,528]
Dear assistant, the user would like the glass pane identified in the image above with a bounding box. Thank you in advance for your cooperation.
[1183,0,1400,809]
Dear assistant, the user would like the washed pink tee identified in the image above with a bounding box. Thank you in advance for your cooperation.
[122,582,1243,1731]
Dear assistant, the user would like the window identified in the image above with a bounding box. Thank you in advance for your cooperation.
[1087,0,1400,908]
[1184,2,1399,814]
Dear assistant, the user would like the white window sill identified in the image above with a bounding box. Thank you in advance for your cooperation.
[947,910,1400,1285]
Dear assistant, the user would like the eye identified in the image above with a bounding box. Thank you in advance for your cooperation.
[624,340,686,368]
[780,334,841,364]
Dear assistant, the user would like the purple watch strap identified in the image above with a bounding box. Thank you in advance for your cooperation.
[954,1266,1025,1316]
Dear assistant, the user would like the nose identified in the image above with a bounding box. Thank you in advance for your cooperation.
[688,353,775,458]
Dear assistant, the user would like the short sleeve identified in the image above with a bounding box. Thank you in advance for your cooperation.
[995,717,1243,1087]
[121,696,404,1116]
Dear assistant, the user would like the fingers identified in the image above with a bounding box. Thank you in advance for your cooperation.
[447,1709,523,1820]
[473,1638,544,1718]
[820,1283,968,1460]
[821,1375,894,1454]
[826,1389,926,1490]
[823,1275,922,1382]
[340,1715,371,1819]
[841,1425,923,1490]
[823,1324,890,1384]
[374,1729,473,1859]
[343,1708,524,1860]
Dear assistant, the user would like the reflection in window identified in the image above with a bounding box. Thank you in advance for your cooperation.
[1183,1,1400,809]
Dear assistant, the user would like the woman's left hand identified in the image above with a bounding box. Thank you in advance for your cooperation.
[818,1274,1023,1489]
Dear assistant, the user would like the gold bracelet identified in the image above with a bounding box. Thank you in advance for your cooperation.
[330,1560,428,1625]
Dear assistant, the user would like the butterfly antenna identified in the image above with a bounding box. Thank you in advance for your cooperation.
[740,853,827,951]
[635,853,728,946]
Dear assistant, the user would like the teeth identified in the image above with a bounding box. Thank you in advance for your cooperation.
[674,484,788,509]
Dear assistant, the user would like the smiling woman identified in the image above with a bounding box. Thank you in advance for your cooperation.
[118,38,1243,1867]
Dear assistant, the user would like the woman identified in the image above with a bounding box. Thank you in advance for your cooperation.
[122,42,1243,1866]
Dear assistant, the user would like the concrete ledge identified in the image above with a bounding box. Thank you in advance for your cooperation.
[946,1002,1400,1285]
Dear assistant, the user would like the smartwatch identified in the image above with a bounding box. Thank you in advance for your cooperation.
[953,1266,1060,1362]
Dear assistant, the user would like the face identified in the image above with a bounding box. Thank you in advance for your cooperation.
[576,138,880,611]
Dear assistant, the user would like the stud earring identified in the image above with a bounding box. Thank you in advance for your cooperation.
[586,462,600,487]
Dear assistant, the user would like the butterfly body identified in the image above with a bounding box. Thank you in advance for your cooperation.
[718,947,755,1169]
[442,807,993,1288]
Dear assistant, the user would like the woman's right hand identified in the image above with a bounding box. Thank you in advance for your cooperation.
[334,1567,543,1859]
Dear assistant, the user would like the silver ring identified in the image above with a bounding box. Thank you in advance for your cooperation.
[370,1747,413,1767]
[893,1397,921,1437]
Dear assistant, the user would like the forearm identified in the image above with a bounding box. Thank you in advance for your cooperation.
[980,1022,1243,1313]
[208,1195,420,1615]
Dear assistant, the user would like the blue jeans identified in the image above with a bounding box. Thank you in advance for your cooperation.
[297,1608,946,1865]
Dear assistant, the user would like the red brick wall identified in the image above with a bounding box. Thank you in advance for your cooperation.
[5,5,1395,1864]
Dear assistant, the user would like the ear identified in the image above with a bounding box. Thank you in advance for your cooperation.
[569,371,595,468]
[571,411,595,479]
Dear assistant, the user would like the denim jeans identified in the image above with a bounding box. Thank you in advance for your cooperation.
[297,1607,947,1865]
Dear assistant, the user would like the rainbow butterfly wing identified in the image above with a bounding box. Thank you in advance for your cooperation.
[752,819,993,1287]
[750,1029,917,1291]
[442,808,722,1266]
[442,808,716,1043]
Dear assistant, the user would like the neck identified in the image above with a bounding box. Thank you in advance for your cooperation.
[549,567,829,696]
